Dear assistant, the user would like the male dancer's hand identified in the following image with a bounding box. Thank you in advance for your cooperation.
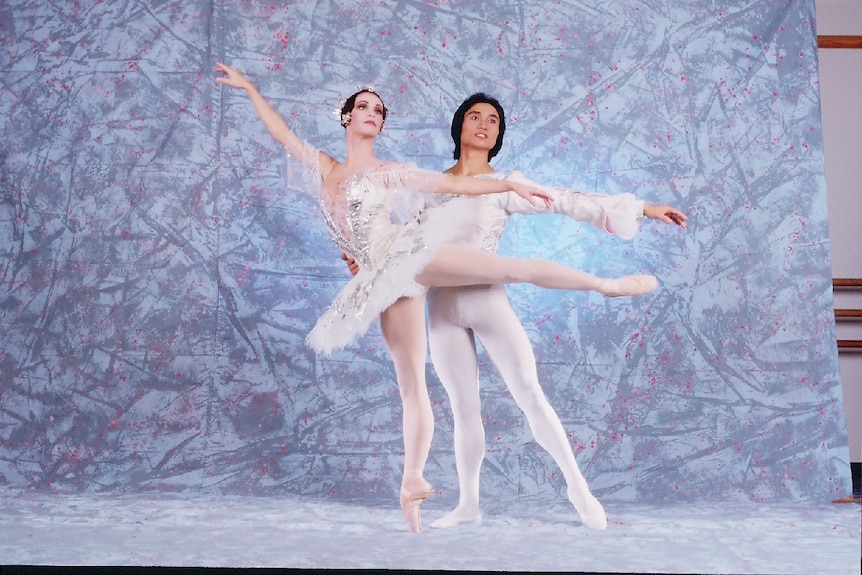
[643,204,687,227]
[341,252,360,276]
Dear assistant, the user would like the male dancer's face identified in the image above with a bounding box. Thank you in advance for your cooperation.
[460,102,500,155]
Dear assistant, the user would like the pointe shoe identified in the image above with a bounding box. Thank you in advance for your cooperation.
[600,274,658,297]
[400,479,433,533]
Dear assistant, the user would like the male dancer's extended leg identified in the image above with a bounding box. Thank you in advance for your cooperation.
[469,286,607,529]
[427,289,484,528]
[416,245,656,297]
[379,295,434,533]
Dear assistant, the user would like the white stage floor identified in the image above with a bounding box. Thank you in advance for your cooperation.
[1,489,859,574]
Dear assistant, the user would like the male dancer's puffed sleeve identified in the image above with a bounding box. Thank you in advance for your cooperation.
[497,171,645,240]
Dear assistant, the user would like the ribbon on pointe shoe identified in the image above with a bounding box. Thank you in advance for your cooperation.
[400,480,433,533]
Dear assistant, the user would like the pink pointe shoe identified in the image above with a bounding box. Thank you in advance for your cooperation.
[599,274,658,297]
[400,479,433,533]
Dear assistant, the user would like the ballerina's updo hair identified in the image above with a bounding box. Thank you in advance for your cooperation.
[451,92,506,160]
[339,87,388,130]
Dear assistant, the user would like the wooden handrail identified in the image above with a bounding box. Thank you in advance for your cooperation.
[835,309,862,319]
[833,278,862,352]
[818,35,862,49]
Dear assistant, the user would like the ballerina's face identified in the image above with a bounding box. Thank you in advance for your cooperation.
[460,103,500,153]
[345,92,386,135]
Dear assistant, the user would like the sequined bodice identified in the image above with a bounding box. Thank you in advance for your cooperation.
[318,174,399,269]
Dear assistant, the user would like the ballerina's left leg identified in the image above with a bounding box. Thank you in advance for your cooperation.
[379,295,434,533]
[416,246,656,296]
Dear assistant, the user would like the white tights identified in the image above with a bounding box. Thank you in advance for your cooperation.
[381,244,635,531]
[419,245,605,290]
[379,295,433,481]
[426,284,607,529]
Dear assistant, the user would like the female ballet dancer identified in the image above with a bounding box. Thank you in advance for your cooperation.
[215,63,658,532]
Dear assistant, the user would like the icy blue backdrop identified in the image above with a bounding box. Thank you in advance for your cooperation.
[0,0,848,504]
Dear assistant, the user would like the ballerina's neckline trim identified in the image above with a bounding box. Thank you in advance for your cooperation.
[321,162,414,196]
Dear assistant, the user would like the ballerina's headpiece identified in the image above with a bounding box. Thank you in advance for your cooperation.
[334,85,388,130]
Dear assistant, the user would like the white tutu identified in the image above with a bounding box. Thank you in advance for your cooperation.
[285,146,481,354]
[306,192,481,354]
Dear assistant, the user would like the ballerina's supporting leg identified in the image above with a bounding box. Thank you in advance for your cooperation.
[416,245,657,296]
[379,295,434,533]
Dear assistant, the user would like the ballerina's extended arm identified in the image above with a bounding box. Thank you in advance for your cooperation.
[216,63,550,206]
[215,62,332,171]
[408,171,553,207]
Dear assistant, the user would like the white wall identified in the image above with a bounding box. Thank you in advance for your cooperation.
[816,0,862,463]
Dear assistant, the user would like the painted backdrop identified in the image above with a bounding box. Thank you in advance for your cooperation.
[0,0,848,504]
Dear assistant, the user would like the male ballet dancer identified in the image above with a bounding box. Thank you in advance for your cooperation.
[428,94,686,529]
[344,93,686,529]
